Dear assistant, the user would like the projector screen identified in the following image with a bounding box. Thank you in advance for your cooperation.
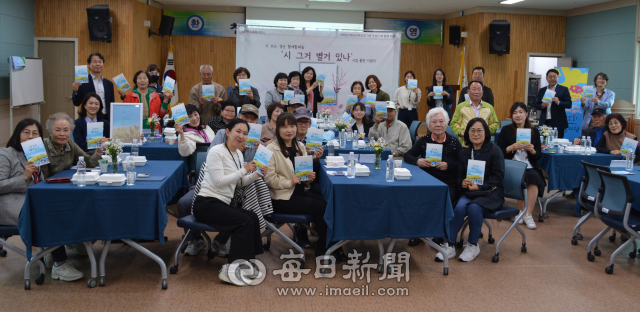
[246,7,364,30]
[236,25,402,117]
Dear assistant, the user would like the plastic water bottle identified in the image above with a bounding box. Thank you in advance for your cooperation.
[386,156,394,182]
[131,139,139,156]
[340,129,347,149]
[626,151,634,171]
[77,156,86,187]
[586,137,592,155]
[126,156,136,186]
[328,143,334,156]
[352,130,359,149]
[580,136,586,155]
[347,152,356,179]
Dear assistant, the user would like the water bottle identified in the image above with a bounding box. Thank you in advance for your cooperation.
[131,139,139,156]
[352,130,359,149]
[586,137,592,155]
[386,156,394,182]
[580,136,586,155]
[77,156,86,187]
[340,129,347,149]
[328,143,334,156]
[346,129,353,145]
[626,151,634,171]
[126,156,136,186]
[347,152,356,179]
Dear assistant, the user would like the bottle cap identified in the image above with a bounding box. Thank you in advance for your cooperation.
[133,139,137,144]
[79,156,84,160]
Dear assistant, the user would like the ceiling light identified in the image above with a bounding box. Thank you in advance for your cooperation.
[500,0,524,4]
[309,0,352,2]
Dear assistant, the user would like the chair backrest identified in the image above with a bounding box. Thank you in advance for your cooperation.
[409,120,422,144]
[189,144,210,172]
[596,169,634,216]
[226,86,233,98]
[258,116,267,125]
[445,125,459,140]
[195,152,208,178]
[581,161,610,201]
[502,159,527,200]
[500,120,512,128]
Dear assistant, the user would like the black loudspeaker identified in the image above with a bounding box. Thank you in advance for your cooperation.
[159,15,175,36]
[489,20,510,55]
[86,5,112,42]
[449,25,461,46]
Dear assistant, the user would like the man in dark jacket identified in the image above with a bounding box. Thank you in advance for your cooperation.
[71,53,120,120]
[458,67,495,106]
[535,68,573,138]
[573,108,606,146]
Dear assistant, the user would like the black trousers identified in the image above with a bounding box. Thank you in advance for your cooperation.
[192,196,263,263]
[272,191,328,256]
[397,109,418,129]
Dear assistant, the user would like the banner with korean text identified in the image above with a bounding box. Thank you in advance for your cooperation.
[236,25,402,117]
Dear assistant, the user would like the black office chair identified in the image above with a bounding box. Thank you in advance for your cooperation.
[572,161,610,245]
[0,225,46,288]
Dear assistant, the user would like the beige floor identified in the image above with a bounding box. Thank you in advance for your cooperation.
[1,193,639,311]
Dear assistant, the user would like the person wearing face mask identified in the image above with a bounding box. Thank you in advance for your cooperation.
[350,102,374,137]
[595,113,640,157]
[227,67,261,109]
[73,93,110,153]
[265,72,289,108]
[574,108,607,147]
[189,65,227,123]
[457,67,494,106]
[426,69,453,119]
[394,70,423,126]
[176,104,215,157]
[368,101,412,160]
[451,81,499,146]
[535,68,572,139]
[581,72,615,129]
[299,67,324,116]
[72,53,118,120]
[207,101,237,134]
[345,81,376,120]
[124,70,173,133]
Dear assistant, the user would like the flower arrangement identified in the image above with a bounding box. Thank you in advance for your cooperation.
[538,125,551,137]
[334,120,348,132]
[147,114,160,132]
[321,109,331,118]
[370,137,389,169]
[102,139,123,173]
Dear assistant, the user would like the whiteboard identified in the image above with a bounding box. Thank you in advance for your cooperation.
[10,57,45,107]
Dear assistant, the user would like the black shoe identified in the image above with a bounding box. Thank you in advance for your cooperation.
[332,247,349,264]
[408,238,422,246]
[294,225,311,248]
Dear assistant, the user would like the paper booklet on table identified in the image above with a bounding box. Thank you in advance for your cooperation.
[284,90,294,103]
[582,85,594,98]
[347,95,358,107]
[516,128,531,145]
[295,156,313,182]
[238,79,250,95]
[247,123,262,148]
[171,103,189,126]
[87,122,104,150]
[425,143,443,165]
[75,65,89,83]
[253,145,273,176]
[621,137,638,156]
[542,89,555,103]
[306,128,324,151]
[341,112,355,128]
[407,79,417,91]
[375,102,387,118]
[113,73,131,91]
[365,93,376,106]
[163,76,175,93]
[21,137,50,166]
[466,159,486,185]
[433,86,443,99]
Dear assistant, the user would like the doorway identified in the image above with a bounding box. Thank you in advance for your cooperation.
[35,38,77,137]
[525,53,572,119]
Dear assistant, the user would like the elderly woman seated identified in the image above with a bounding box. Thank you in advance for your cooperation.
[403,107,462,246]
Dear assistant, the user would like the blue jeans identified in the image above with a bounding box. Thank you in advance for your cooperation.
[448,195,490,245]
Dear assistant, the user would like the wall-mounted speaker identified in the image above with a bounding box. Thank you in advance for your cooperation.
[449,25,461,47]
[489,20,510,55]
[86,5,112,43]
[159,15,175,36]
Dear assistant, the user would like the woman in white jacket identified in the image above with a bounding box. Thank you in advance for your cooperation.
[176,104,216,157]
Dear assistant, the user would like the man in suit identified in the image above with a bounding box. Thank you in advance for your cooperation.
[535,68,573,138]
[71,53,120,120]
[458,67,495,106]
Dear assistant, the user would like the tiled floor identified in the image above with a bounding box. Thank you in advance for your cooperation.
[1,193,638,311]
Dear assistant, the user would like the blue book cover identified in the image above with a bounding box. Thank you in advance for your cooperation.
[86,122,104,150]
[311,118,318,128]
[171,103,189,126]
[466,159,485,185]
[284,90,294,102]
[317,73,326,83]
[202,84,215,100]
[425,143,443,165]
[254,145,273,176]
[295,155,313,182]
[247,123,262,148]
[306,128,324,151]
[582,85,594,98]
[75,65,88,83]
[365,93,376,106]
[621,137,638,156]
[21,137,50,166]
[407,79,417,91]
[163,76,175,93]
[375,102,387,118]
[433,86,443,100]
[516,129,531,145]
[113,74,131,91]
[542,89,555,103]
[320,90,336,105]
[347,95,358,107]
[238,79,250,96]
[341,112,355,128]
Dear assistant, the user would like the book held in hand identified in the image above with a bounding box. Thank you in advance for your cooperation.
[621,137,638,156]
[284,90,294,103]
[295,156,313,182]
[516,128,531,145]
[365,93,376,106]
[75,66,89,83]
[163,76,176,93]
[317,73,326,83]
[253,145,273,176]
[375,102,387,118]
[542,89,556,103]
[113,74,131,91]
[306,128,324,151]
[171,103,189,126]
[433,86,443,99]
[86,122,104,150]
[341,112,355,128]
[466,159,486,186]
[202,84,215,100]
[425,143,443,165]
[238,79,250,96]
[582,85,594,98]
[21,137,50,167]
[347,95,358,107]
[407,79,417,91]
[246,123,262,148]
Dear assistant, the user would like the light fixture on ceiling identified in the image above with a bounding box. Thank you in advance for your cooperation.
[309,0,352,2]
[500,0,524,4]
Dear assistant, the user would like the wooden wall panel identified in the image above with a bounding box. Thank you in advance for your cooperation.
[443,13,565,121]
[132,1,163,81]
[399,43,443,122]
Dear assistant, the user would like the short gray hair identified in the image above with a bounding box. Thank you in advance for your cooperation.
[46,112,74,134]
[200,65,213,73]
[425,107,449,128]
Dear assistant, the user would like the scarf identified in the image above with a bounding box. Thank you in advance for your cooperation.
[183,126,210,143]
[603,130,635,151]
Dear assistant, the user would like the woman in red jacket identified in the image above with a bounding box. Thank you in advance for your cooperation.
[124,70,173,132]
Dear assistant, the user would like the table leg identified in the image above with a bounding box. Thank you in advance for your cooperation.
[121,239,168,289]
[377,239,385,274]
[421,238,449,275]
[83,241,98,288]
[320,240,348,274]
[24,246,60,290]
[539,191,562,221]
[98,241,111,286]
[381,239,398,275]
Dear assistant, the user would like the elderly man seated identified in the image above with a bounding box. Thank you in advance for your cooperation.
[368,101,412,160]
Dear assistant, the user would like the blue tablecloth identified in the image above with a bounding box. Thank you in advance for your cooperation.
[19,161,189,259]
[539,151,622,191]
[319,162,454,244]
[122,142,186,161]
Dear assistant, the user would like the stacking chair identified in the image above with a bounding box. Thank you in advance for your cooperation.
[261,214,314,269]
[458,159,528,262]
[188,143,210,184]
[500,120,512,128]
[587,170,640,274]
[445,125,459,140]
[571,161,610,245]
[0,225,46,288]
[409,120,422,144]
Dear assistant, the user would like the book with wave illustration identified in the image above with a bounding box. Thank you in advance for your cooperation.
[425,143,442,165]
[466,159,485,185]
[295,155,313,182]
[21,137,50,166]
[86,122,104,150]
[75,65,88,83]
[171,103,189,126]
[516,128,531,145]
[113,74,131,91]
[306,128,324,151]
[254,145,273,176]
[239,79,250,95]
[247,123,262,148]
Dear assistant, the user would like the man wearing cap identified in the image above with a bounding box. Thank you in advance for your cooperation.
[286,97,306,113]
[208,104,261,161]
[573,108,607,147]
[369,101,412,160]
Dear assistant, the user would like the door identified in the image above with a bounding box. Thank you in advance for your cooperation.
[38,40,75,138]
[557,57,573,68]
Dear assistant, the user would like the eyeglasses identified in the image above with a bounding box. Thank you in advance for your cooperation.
[469,129,485,134]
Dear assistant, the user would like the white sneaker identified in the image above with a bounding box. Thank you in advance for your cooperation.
[523,214,537,229]
[51,262,84,281]
[434,242,456,262]
[219,263,251,286]
[458,244,480,262]
[184,238,206,256]
[239,262,264,279]
[518,217,524,225]
[212,240,229,258]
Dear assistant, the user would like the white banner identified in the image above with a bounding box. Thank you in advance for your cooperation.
[236,25,402,117]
